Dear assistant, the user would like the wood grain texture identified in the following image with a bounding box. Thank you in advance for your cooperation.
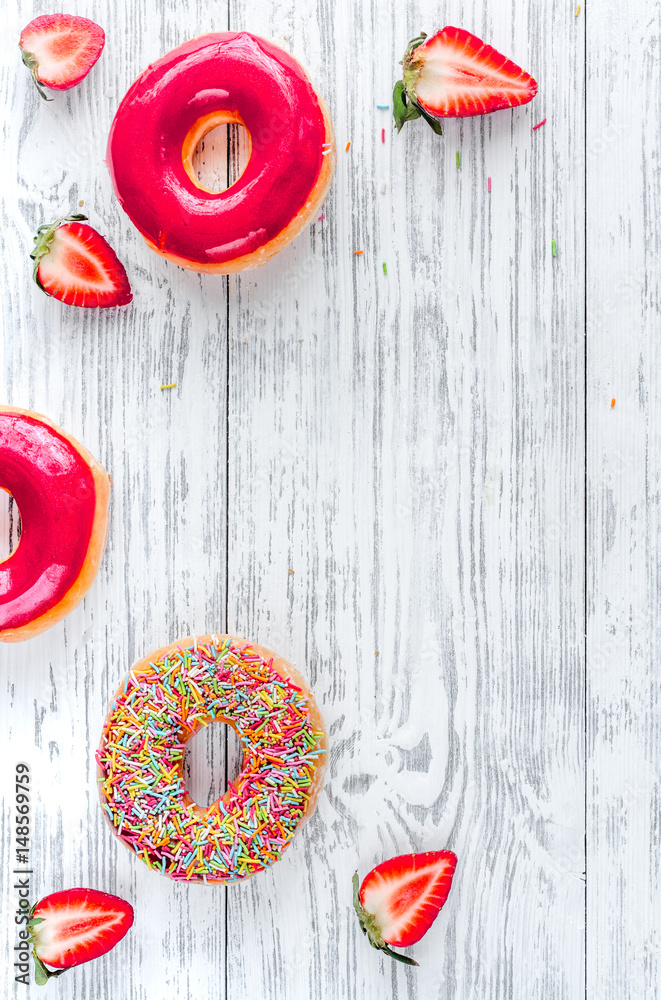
[4,0,653,997]
[1,1,230,997]
[587,2,661,998]
[225,1,584,999]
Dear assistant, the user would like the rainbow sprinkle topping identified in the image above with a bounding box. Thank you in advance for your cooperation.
[96,637,326,883]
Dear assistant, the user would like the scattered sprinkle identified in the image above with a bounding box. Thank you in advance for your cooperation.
[354,250,364,255]
[381,128,385,143]
[611,398,616,408]
[322,148,333,156]
[288,568,295,575]
[96,638,325,884]
[456,151,461,169]
[375,651,380,656]
[317,214,325,222]
[575,4,581,15]
[160,383,177,390]
[552,240,557,258]
[382,262,387,275]
[488,176,492,193]
[376,103,390,110]
[345,141,351,151]
[532,118,547,131]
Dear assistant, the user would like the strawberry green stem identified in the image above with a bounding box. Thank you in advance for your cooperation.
[392,81,421,133]
[403,32,428,59]
[32,950,66,986]
[27,906,66,985]
[19,48,52,101]
[392,32,444,136]
[352,872,419,967]
[30,214,88,291]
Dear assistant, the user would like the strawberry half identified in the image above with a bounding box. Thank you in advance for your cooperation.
[31,215,132,308]
[353,850,457,965]
[19,14,105,100]
[393,27,537,134]
[28,888,134,985]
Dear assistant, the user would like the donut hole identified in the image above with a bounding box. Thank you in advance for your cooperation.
[183,721,243,808]
[0,490,21,563]
[190,122,251,194]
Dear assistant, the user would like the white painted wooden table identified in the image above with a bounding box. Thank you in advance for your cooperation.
[1,0,659,997]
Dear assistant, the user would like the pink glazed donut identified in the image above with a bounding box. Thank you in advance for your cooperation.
[0,407,110,642]
[107,32,336,273]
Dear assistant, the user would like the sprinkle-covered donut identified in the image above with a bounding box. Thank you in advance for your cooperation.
[0,407,111,642]
[107,32,336,273]
[97,635,327,883]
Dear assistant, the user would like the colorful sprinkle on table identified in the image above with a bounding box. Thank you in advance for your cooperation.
[317,215,325,222]
[456,151,461,169]
[381,128,385,143]
[382,262,387,275]
[376,103,390,109]
[345,141,351,151]
[611,398,616,408]
[488,176,492,192]
[575,4,581,15]
[552,240,558,257]
[160,383,177,390]
[354,250,364,255]
[532,118,547,131]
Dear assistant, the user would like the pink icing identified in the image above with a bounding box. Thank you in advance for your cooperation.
[0,413,96,631]
[107,32,327,265]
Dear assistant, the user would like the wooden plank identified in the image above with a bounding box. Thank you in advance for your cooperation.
[1,3,229,997]
[226,4,585,1000]
[0,1,592,998]
[587,2,661,997]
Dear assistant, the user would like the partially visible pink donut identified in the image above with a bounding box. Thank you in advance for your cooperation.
[0,407,110,642]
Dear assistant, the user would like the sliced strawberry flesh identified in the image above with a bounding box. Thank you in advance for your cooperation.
[360,850,457,947]
[407,27,537,118]
[19,15,105,91]
[35,221,132,308]
[31,888,134,970]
